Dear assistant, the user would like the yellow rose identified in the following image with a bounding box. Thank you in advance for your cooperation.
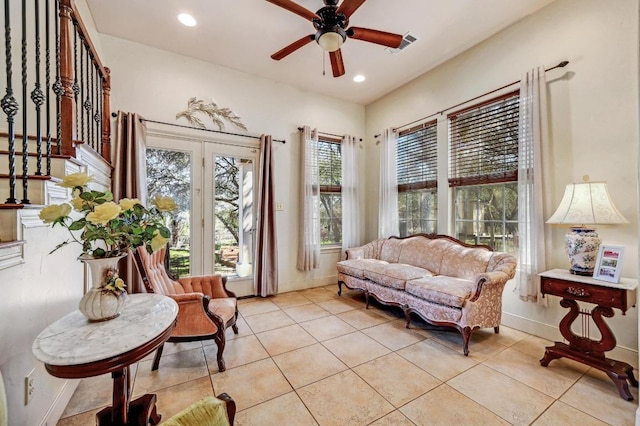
[39,204,72,223]
[114,278,126,291]
[57,172,94,188]
[153,195,178,212]
[70,196,85,211]
[86,202,121,225]
[150,229,169,253]
[119,198,141,211]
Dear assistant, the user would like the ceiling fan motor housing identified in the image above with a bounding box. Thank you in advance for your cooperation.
[313,4,347,47]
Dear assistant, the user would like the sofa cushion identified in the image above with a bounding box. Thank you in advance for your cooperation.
[438,245,492,280]
[363,263,433,290]
[405,276,475,308]
[337,258,389,279]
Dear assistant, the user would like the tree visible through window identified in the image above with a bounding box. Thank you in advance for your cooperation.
[318,138,342,245]
[449,91,520,252]
[397,121,438,236]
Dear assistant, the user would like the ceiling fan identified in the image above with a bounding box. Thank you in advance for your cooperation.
[266,0,403,77]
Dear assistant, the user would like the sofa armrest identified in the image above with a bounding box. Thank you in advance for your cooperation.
[345,247,365,259]
[469,270,512,302]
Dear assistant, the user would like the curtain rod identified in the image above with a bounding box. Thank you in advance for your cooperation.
[297,127,362,142]
[376,60,569,137]
[110,113,285,143]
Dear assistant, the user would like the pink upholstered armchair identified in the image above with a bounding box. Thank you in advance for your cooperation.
[133,245,238,372]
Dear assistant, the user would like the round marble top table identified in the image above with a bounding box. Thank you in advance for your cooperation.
[32,294,178,425]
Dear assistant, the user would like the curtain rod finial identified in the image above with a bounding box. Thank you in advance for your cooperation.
[559,60,569,67]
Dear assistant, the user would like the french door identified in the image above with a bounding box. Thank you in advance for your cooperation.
[146,133,258,281]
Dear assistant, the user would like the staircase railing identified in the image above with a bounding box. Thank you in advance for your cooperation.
[1,0,111,206]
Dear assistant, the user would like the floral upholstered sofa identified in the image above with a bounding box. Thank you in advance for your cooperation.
[337,234,517,355]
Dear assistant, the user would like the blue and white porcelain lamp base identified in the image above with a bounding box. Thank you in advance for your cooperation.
[564,226,601,276]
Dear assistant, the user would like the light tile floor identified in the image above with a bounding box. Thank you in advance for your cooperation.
[57,285,639,425]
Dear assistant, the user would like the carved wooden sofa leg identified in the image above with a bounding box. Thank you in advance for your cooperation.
[494,326,500,334]
[461,327,472,356]
[403,306,412,329]
[338,280,343,296]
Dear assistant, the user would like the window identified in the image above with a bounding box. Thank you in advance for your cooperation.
[318,137,342,245]
[397,121,438,236]
[449,92,519,252]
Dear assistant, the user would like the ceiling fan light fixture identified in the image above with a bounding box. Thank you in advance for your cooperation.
[316,28,346,52]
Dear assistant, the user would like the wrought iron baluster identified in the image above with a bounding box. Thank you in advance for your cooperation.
[96,72,102,156]
[31,0,45,176]
[79,37,85,144]
[45,0,51,175]
[53,0,63,156]
[89,56,94,148]
[20,0,29,203]
[2,0,19,204]
[83,44,91,145]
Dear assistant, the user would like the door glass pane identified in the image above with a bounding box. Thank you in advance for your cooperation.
[213,156,254,278]
[146,148,192,277]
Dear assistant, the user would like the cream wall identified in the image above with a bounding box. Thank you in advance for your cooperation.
[97,35,366,296]
[365,0,639,350]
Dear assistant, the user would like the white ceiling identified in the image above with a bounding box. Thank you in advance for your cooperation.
[85,0,556,105]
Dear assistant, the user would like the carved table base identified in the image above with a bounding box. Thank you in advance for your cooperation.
[541,340,638,401]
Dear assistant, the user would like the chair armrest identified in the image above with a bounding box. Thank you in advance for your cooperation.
[167,293,224,336]
[178,275,235,299]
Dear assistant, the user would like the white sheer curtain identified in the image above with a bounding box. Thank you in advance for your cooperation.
[341,135,361,258]
[517,66,548,304]
[296,126,320,271]
[378,128,399,238]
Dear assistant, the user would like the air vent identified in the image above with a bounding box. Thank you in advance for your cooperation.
[386,32,419,55]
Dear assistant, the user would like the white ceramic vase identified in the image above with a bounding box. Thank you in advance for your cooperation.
[78,254,128,322]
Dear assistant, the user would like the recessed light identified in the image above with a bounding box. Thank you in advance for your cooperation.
[353,75,366,83]
[178,13,197,27]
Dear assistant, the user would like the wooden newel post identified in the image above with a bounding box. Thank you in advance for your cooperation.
[59,0,76,157]
[101,67,111,163]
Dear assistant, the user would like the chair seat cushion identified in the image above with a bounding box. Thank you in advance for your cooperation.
[405,276,475,308]
[208,298,237,324]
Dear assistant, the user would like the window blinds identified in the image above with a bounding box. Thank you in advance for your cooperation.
[318,138,342,193]
[448,91,519,187]
[396,120,437,192]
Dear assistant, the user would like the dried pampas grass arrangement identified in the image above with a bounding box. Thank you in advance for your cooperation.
[176,97,247,131]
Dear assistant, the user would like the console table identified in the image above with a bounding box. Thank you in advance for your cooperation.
[539,269,638,400]
[33,294,178,425]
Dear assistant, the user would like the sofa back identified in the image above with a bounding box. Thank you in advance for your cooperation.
[396,237,452,273]
[374,235,495,279]
[439,244,493,280]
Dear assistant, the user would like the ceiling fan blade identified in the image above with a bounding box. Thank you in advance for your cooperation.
[329,49,345,77]
[347,27,403,48]
[336,0,367,19]
[271,35,315,60]
[266,0,320,21]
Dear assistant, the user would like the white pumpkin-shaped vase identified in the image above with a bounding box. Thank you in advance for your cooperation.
[78,254,128,322]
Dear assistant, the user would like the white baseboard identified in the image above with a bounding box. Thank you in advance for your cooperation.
[39,379,78,426]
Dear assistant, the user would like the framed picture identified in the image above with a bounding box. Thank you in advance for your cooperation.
[593,245,624,283]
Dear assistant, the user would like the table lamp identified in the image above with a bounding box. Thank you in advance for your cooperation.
[546,180,628,276]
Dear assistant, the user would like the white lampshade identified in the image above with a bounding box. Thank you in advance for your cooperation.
[546,182,628,225]
[317,31,344,52]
